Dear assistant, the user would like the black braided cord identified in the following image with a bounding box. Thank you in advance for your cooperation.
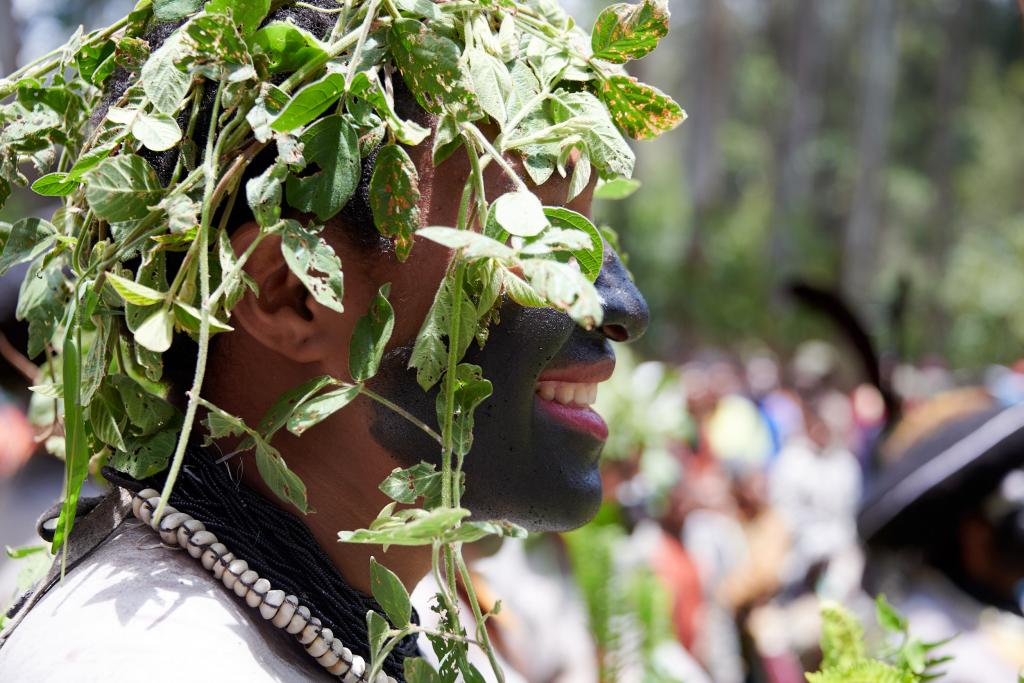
[103,447,419,681]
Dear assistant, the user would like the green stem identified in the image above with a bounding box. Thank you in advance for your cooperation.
[344,0,381,88]
[153,80,225,524]
[464,124,527,193]
[3,17,128,85]
[456,551,506,682]
[359,386,443,446]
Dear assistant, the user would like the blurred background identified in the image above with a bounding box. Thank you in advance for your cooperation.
[2,1,1024,681]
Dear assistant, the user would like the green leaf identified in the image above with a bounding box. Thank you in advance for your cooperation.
[256,374,338,436]
[51,322,89,555]
[131,111,183,151]
[279,219,345,313]
[437,363,492,458]
[284,115,360,221]
[110,374,177,436]
[369,144,421,260]
[0,217,56,276]
[390,19,482,121]
[111,429,177,478]
[370,557,412,627]
[466,47,511,126]
[106,271,166,306]
[253,21,327,74]
[594,176,640,200]
[404,658,442,683]
[338,507,471,546]
[246,161,287,228]
[367,609,390,664]
[544,207,604,282]
[254,438,310,512]
[140,31,193,116]
[416,227,514,261]
[521,258,603,329]
[875,594,908,634]
[408,274,475,390]
[349,284,394,383]
[551,91,635,179]
[819,601,867,671]
[84,154,164,223]
[158,193,200,233]
[491,190,548,237]
[247,83,290,143]
[349,73,430,146]
[286,384,361,436]
[18,258,69,358]
[379,462,443,508]
[172,301,234,335]
[134,308,174,353]
[5,544,46,560]
[596,75,684,140]
[154,0,203,22]
[31,173,79,197]
[591,0,670,63]
[205,0,270,37]
[271,73,346,132]
[88,387,127,450]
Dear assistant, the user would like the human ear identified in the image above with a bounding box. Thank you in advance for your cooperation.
[229,222,336,364]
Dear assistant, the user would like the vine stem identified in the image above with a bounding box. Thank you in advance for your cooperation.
[456,550,506,682]
[153,80,225,524]
[2,16,128,85]
[360,386,443,445]
[464,123,529,193]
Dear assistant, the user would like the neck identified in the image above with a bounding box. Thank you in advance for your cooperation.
[205,337,432,595]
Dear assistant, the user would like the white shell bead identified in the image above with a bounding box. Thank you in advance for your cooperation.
[387,677,398,683]
[177,518,206,548]
[305,627,332,658]
[327,657,351,676]
[349,655,366,679]
[298,616,322,645]
[212,552,235,580]
[234,569,259,598]
[149,504,176,530]
[222,559,248,590]
[187,530,218,559]
[138,497,159,526]
[375,673,391,683]
[157,512,191,545]
[316,647,340,669]
[132,490,157,518]
[271,595,298,629]
[201,542,228,571]
[260,589,285,620]
[286,605,310,635]
[246,578,270,608]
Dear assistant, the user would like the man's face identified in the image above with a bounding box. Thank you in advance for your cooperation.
[302,132,648,532]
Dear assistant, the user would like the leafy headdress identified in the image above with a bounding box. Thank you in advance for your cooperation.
[0,0,682,678]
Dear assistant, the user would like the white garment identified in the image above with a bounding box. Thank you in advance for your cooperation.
[0,521,330,682]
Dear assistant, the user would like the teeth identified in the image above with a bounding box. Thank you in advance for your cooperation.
[536,381,599,407]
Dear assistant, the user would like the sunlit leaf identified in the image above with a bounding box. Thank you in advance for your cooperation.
[253,21,327,74]
[84,154,163,223]
[271,73,346,132]
[349,284,394,382]
[596,75,684,140]
[591,0,670,64]
[279,219,345,313]
[370,144,421,260]
[287,384,361,436]
[284,115,360,221]
[370,557,412,627]
[390,19,481,121]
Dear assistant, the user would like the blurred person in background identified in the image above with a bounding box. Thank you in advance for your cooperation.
[859,395,1024,682]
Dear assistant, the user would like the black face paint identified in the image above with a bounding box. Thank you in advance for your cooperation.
[369,244,649,532]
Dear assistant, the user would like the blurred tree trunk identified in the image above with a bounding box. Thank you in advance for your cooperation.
[769,0,827,279]
[923,0,970,345]
[0,0,19,75]
[683,0,733,266]
[842,0,896,315]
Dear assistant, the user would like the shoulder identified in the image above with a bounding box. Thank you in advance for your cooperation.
[0,521,328,682]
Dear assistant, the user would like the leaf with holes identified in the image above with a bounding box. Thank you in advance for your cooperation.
[285,115,360,221]
[349,284,394,382]
[279,220,345,313]
[596,75,684,140]
[591,0,669,64]
[390,19,481,121]
[370,144,420,261]
[286,384,361,436]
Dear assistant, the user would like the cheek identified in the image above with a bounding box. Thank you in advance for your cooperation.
[385,240,451,345]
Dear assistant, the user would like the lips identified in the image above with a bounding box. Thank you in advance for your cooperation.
[534,359,614,441]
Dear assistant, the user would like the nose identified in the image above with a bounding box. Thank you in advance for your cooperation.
[594,242,649,342]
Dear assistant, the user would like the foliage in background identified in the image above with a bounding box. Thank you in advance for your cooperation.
[805,596,952,683]
[0,0,682,678]
[564,516,685,683]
